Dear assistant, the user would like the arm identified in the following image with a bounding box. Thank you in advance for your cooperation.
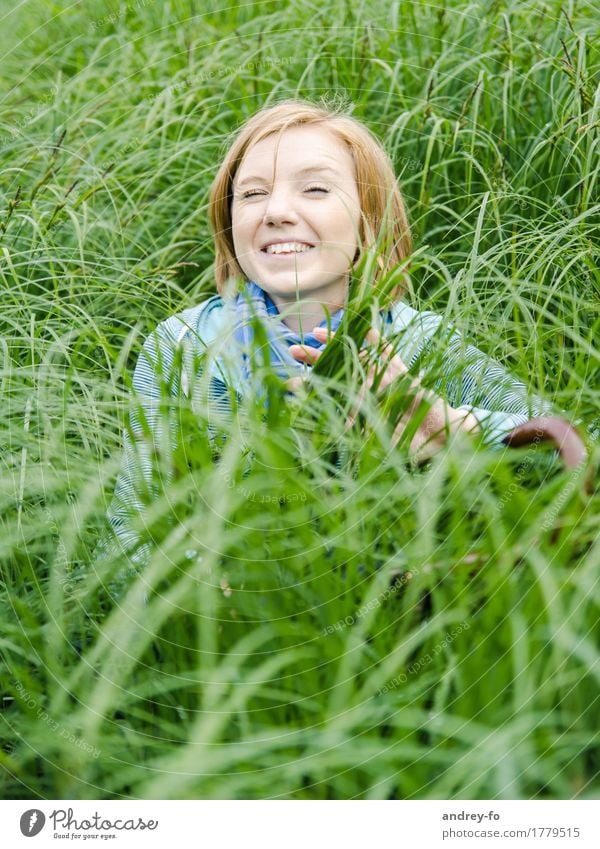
[102,298,233,572]
[391,304,553,446]
[433,332,553,446]
[289,310,554,462]
[104,315,188,568]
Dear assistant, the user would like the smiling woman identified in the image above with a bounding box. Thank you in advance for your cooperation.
[210,100,412,302]
[229,125,362,332]
[105,98,555,565]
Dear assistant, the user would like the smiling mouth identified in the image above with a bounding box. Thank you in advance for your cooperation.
[261,242,316,255]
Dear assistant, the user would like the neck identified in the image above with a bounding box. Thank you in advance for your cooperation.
[269,282,348,334]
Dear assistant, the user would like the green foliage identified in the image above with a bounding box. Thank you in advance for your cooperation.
[0,0,598,799]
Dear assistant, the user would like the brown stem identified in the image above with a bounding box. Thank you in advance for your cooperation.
[502,416,587,470]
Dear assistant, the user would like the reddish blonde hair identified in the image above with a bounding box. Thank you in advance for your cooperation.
[208,98,412,301]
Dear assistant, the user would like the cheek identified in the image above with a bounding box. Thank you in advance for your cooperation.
[230,205,240,232]
[232,205,260,239]
[231,208,249,250]
[327,194,360,243]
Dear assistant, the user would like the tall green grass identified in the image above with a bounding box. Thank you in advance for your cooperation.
[0,0,598,798]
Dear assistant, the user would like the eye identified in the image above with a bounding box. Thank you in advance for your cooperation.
[238,184,330,199]
[241,189,267,199]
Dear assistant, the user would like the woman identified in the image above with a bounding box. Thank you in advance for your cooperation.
[107,99,551,565]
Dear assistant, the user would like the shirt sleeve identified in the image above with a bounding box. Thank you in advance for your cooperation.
[448,354,552,445]
[103,316,186,569]
[390,304,553,446]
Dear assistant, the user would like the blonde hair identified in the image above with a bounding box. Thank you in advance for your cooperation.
[208,98,412,301]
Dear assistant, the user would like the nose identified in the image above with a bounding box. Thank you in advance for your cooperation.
[263,184,299,226]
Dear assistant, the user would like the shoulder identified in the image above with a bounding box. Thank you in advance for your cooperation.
[133,295,227,380]
[389,299,445,336]
[153,294,227,348]
[387,299,448,365]
[136,294,236,365]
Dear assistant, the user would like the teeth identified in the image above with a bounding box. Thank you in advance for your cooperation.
[265,242,313,254]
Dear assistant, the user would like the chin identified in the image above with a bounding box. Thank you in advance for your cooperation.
[270,282,326,298]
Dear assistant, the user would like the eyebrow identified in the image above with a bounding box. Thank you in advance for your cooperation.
[235,165,341,189]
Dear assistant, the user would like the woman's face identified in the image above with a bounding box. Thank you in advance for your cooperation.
[231,124,361,309]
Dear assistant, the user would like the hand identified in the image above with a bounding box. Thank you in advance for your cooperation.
[288,326,480,462]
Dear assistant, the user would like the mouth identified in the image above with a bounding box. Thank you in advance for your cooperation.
[261,241,316,256]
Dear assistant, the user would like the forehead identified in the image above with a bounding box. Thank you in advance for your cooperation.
[235,124,356,182]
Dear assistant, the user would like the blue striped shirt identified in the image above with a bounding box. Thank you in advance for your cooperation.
[106,294,553,564]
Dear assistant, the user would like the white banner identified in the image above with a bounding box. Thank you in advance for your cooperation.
[1,800,598,848]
